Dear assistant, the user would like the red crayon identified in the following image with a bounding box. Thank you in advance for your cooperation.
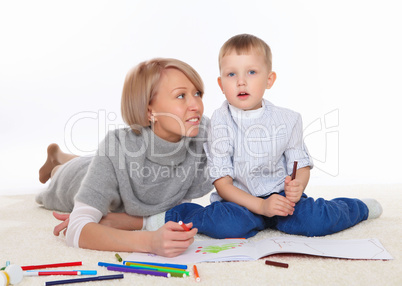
[178,221,191,231]
[24,271,81,276]
[21,262,82,271]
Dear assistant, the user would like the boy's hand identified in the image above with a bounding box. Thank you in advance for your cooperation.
[284,176,304,203]
[260,194,295,217]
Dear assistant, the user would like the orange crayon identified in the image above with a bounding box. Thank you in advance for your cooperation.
[193,265,200,282]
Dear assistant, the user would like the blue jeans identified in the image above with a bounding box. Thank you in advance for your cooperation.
[165,192,369,239]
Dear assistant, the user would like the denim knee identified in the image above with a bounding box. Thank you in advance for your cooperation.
[276,196,369,237]
[198,202,265,238]
[166,201,266,239]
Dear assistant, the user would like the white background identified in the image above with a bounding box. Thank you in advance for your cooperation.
[1,0,401,196]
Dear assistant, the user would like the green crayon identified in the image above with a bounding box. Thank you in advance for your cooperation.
[115,253,123,262]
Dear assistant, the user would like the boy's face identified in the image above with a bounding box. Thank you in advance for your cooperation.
[218,50,276,111]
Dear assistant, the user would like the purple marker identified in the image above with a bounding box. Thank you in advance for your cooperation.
[107,266,170,278]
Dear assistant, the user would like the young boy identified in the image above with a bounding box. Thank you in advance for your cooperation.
[153,34,382,239]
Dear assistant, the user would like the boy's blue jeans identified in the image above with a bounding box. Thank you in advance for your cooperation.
[165,191,369,238]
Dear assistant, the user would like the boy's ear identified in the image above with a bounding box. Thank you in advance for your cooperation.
[266,71,277,89]
[217,77,224,93]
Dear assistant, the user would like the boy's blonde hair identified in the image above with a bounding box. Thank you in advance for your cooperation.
[121,58,204,134]
[218,34,272,72]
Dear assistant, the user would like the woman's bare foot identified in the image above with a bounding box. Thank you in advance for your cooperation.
[39,144,77,183]
[39,144,61,183]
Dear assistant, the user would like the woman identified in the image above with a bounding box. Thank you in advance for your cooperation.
[36,58,213,257]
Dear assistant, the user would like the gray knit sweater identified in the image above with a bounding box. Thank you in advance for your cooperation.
[36,117,212,216]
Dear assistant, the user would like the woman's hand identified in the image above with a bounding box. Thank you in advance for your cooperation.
[150,221,197,257]
[260,194,295,217]
[53,211,144,237]
[53,212,196,256]
[53,212,69,236]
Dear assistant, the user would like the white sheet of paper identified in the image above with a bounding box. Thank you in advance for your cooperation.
[125,237,393,264]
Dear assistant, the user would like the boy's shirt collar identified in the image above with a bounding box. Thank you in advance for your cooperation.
[228,99,265,119]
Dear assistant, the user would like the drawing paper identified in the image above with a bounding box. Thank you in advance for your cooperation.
[125,236,393,264]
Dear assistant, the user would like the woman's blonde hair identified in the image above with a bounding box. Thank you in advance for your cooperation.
[218,34,272,72]
[121,58,204,134]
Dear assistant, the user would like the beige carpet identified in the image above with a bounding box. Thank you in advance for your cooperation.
[1,184,401,285]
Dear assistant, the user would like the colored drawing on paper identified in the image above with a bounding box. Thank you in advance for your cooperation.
[195,242,245,254]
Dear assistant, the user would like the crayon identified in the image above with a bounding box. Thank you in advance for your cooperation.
[25,270,96,274]
[125,262,185,271]
[107,266,170,278]
[99,262,189,277]
[21,262,82,271]
[179,221,191,231]
[115,253,123,262]
[25,271,83,276]
[265,260,289,268]
[122,261,188,270]
[24,270,97,276]
[124,263,190,276]
[291,161,298,180]
[193,265,200,282]
[44,274,124,286]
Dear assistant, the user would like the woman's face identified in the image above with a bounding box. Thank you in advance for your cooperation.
[148,68,204,142]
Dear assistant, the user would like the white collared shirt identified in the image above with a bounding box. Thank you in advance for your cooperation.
[205,99,313,202]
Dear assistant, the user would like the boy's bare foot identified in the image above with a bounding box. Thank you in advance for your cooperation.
[39,144,61,183]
